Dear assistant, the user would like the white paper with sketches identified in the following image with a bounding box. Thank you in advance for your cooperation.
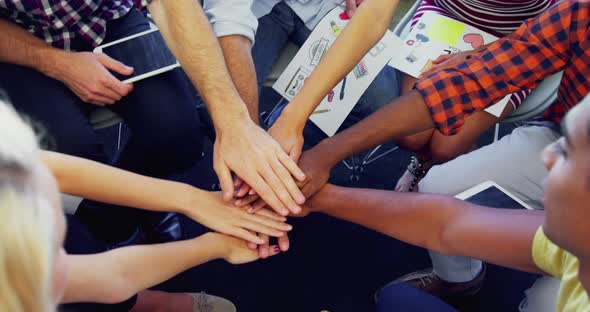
[273,6,403,136]
[388,11,511,117]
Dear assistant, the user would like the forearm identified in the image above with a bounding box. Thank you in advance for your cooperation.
[312,90,434,167]
[42,151,193,214]
[147,0,250,132]
[0,19,65,77]
[311,184,542,273]
[280,0,399,130]
[219,35,259,123]
[63,233,223,303]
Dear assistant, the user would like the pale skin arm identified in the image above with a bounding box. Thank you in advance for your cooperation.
[147,0,306,216]
[62,232,279,304]
[42,151,291,244]
[219,35,259,124]
[308,184,543,274]
[266,0,400,161]
[0,19,133,105]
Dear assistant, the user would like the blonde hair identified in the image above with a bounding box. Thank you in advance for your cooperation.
[0,98,57,312]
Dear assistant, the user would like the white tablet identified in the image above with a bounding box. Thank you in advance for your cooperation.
[455,180,534,210]
[94,28,180,84]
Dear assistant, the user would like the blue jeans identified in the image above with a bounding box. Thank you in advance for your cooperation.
[0,10,205,242]
[252,2,401,139]
[376,284,457,312]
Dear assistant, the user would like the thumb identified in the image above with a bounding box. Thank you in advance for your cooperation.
[289,144,302,164]
[215,162,235,202]
[97,53,134,76]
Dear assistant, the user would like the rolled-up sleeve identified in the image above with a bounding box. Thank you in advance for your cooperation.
[203,0,258,44]
[414,0,577,135]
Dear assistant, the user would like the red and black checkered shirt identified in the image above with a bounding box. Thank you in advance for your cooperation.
[0,0,149,50]
[414,0,590,135]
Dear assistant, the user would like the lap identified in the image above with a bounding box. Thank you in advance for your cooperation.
[419,125,559,209]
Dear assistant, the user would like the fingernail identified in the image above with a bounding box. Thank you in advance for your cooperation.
[285,224,293,231]
[281,209,289,216]
[296,195,306,204]
[248,207,255,213]
[292,206,302,214]
[235,200,242,206]
[273,246,280,253]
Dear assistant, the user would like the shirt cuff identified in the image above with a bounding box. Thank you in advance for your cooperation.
[212,21,256,45]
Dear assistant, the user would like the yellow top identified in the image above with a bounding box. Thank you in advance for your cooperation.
[532,227,589,311]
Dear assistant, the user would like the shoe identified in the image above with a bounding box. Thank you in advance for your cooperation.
[376,264,486,300]
[189,292,237,312]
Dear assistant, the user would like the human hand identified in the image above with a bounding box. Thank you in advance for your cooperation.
[238,145,332,213]
[249,231,291,259]
[214,119,306,216]
[212,233,281,265]
[52,52,134,106]
[232,117,304,199]
[419,50,475,79]
[181,190,292,245]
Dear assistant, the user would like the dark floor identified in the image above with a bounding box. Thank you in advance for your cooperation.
[98,86,537,312]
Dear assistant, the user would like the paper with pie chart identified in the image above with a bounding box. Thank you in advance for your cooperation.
[273,7,402,137]
[388,11,510,117]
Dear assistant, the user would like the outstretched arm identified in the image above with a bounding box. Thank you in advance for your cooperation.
[146,0,305,216]
[43,151,291,244]
[265,0,400,162]
[308,184,543,274]
[62,232,279,304]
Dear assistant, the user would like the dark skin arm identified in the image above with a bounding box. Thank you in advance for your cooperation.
[294,90,434,197]
[308,184,543,274]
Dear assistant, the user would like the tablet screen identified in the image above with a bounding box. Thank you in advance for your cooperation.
[462,185,528,210]
[102,30,178,81]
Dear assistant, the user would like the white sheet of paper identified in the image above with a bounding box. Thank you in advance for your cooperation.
[388,12,509,117]
[273,7,402,136]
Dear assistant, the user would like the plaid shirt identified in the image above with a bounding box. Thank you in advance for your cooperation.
[0,0,150,50]
[414,0,590,135]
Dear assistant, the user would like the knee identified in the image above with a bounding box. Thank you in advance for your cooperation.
[429,144,461,164]
[429,138,473,164]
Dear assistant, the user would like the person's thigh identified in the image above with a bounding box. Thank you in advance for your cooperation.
[252,2,297,84]
[376,283,458,312]
[419,125,560,209]
[427,106,513,163]
[110,67,204,177]
[0,63,107,163]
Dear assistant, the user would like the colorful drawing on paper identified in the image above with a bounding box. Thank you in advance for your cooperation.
[284,67,311,99]
[427,16,465,46]
[309,38,329,66]
[369,42,387,57]
[339,77,347,100]
[330,21,342,37]
[353,61,369,78]
[463,33,484,49]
